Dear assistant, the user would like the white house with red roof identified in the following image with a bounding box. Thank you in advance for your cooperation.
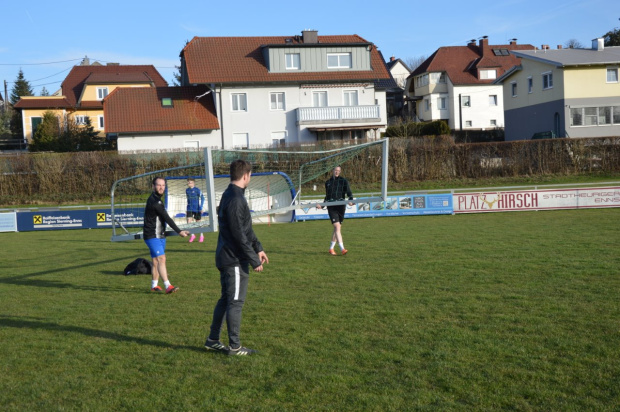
[405,37,534,131]
[180,30,395,148]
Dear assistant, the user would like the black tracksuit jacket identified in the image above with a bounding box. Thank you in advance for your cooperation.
[215,183,263,270]
[324,176,353,202]
[143,191,183,240]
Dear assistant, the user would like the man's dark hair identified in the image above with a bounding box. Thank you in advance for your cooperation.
[230,159,252,181]
[152,176,166,185]
[187,177,195,182]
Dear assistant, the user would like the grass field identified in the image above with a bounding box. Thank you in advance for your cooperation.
[1,209,619,410]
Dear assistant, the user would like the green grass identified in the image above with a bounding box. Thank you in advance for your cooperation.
[1,209,620,410]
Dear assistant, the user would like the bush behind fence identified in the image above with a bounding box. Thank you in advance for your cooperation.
[1,136,619,205]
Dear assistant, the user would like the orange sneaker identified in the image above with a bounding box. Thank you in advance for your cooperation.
[151,286,163,292]
[328,249,337,255]
[341,249,348,255]
[165,285,179,294]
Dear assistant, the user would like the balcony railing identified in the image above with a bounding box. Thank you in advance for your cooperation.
[297,105,380,124]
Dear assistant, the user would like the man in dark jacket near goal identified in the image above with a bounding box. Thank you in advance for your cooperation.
[143,176,190,293]
[316,166,354,256]
[205,159,269,356]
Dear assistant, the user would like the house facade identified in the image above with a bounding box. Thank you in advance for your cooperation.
[104,85,220,152]
[180,30,394,148]
[405,37,534,130]
[496,39,620,140]
[13,64,167,144]
[385,56,411,119]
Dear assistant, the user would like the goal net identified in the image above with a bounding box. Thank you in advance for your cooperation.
[110,138,388,241]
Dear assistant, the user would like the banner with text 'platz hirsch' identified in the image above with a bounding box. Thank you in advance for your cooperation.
[454,187,620,213]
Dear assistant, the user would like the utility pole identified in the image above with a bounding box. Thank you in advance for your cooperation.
[3,80,7,112]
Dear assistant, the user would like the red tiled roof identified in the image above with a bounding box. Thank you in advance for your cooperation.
[84,71,155,84]
[61,65,167,106]
[104,85,219,134]
[14,97,72,109]
[182,35,392,84]
[410,41,535,88]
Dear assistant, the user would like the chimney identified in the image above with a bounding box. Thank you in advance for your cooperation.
[557,45,562,49]
[509,38,518,45]
[302,29,318,44]
[592,38,604,51]
[479,36,489,55]
[541,45,550,50]
[390,56,395,62]
[467,39,476,47]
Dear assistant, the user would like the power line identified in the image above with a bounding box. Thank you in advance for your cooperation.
[0,58,83,66]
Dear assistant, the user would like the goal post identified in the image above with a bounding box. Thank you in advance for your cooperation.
[110,138,389,241]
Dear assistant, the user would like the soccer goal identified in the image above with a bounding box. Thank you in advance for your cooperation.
[110,138,389,241]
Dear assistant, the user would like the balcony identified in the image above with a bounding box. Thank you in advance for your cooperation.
[297,105,381,125]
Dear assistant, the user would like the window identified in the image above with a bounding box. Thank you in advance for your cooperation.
[327,53,352,69]
[270,93,285,110]
[97,115,104,130]
[416,74,429,87]
[511,82,517,97]
[462,96,471,107]
[490,119,497,126]
[480,69,497,80]
[312,91,327,107]
[437,96,447,110]
[607,67,619,83]
[343,90,358,106]
[231,93,247,111]
[271,131,286,147]
[489,95,497,106]
[439,73,446,83]
[542,72,553,90]
[570,106,620,126]
[528,77,533,94]
[162,98,173,107]
[285,53,300,70]
[232,133,249,149]
[430,73,446,83]
[465,120,472,127]
[425,99,430,111]
[75,115,87,125]
[97,87,108,100]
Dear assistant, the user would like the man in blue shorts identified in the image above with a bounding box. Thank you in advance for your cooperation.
[143,177,190,293]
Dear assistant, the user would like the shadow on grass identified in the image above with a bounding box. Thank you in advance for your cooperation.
[0,316,208,353]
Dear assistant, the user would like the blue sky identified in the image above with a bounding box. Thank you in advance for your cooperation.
[1,0,616,98]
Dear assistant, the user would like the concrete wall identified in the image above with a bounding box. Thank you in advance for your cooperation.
[117,131,220,152]
[504,99,565,141]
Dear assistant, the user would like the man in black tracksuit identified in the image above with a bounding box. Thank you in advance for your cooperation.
[143,177,189,294]
[205,160,269,356]
[317,166,354,256]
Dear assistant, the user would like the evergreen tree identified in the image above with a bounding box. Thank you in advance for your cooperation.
[29,111,61,152]
[603,28,620,46]
[9,69,34,105]
[40,87,50,96]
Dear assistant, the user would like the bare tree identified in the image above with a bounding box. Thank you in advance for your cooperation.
[404,55,428,72]
[564,38,583,49]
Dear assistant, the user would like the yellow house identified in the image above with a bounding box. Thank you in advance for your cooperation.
[14,63,168,144]
[496,38,620,140]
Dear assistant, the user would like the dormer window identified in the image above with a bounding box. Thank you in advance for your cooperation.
[162,97,173,107]
[285,53,300,70]
[480,69,497,80]
[327,53,352,69]
[97,87,109,100]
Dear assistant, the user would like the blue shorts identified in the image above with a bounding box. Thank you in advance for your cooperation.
[144,238,166,258]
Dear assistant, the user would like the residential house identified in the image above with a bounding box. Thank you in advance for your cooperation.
[495,38,620,140]
[104,85,220,152]
[385,56,411,119]
[179,30,395,148]
[405,37,534,130]
[13,63,167,144]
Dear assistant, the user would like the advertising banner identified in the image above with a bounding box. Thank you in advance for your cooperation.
[296,194,453,221]
[15,209,144,232]
[0,212,17,232]
[454,186,620,213]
